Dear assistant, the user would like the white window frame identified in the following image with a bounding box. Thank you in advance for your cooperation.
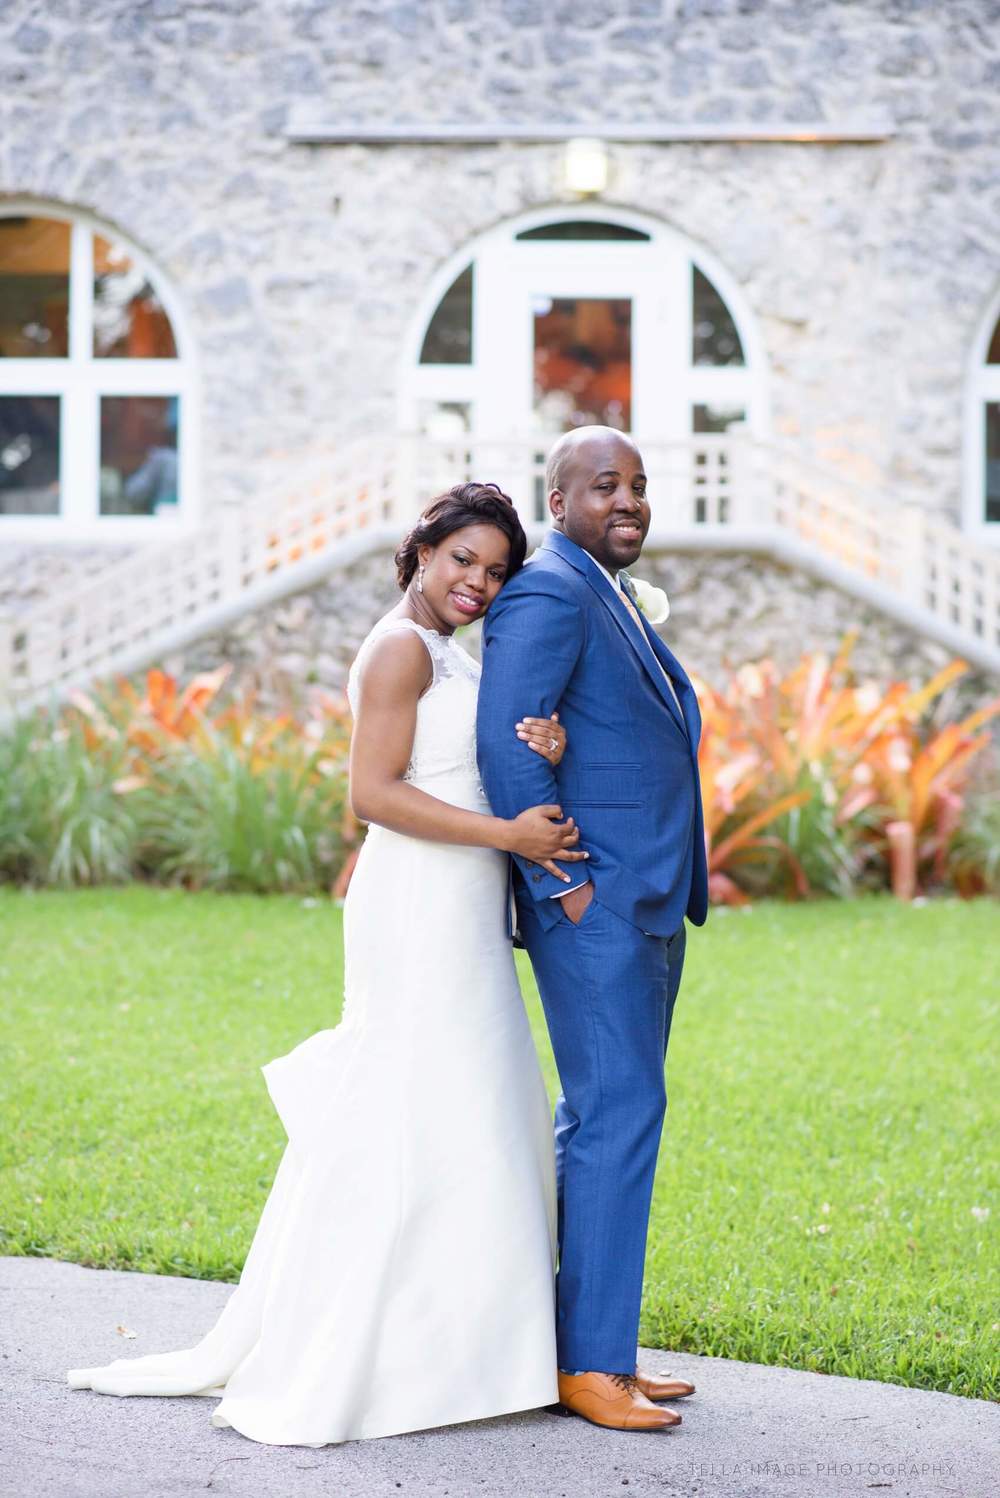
[397,203,769,443]
[963,284,1000,542]
[0,200,200,543]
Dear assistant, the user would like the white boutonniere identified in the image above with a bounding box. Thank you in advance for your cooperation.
[623,573,670,624]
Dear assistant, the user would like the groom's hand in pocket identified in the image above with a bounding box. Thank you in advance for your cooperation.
[560,880,594,926]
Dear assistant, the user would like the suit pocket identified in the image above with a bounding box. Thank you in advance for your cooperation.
[561,889,602,929]
[562,761,642,808]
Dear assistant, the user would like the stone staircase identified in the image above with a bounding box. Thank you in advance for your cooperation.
[2,432,998,719]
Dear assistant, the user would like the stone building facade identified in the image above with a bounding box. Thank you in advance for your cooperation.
[1,0,999,700]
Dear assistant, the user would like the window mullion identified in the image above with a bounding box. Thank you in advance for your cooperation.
[63,225,96,522]
[69,223,93,362]
[60,369,97,524]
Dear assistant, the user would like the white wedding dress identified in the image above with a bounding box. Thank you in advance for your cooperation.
[67,616,559,1445]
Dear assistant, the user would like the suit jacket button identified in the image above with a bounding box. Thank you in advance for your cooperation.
[532,873,541,883]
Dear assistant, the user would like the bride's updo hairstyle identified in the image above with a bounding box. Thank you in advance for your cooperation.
[394,481,527,590]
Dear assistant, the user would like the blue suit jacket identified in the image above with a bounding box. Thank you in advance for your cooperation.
[476,529,708,938]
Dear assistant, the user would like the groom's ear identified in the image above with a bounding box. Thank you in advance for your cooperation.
[548,488,565,524]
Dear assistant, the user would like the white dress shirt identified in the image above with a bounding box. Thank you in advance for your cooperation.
[593,559,685,720]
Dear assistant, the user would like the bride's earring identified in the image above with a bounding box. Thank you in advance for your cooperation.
[417,564,425,594]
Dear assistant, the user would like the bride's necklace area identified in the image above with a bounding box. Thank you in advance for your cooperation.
[395,587,455,639]
[388,610,453,640]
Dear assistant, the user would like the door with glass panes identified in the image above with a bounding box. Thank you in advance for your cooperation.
[405,214,760,517]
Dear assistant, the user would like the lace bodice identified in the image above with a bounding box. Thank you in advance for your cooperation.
[347,616,483,790]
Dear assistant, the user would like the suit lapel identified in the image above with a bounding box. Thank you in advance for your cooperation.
[641,618,701,751]
[540,531,691,745]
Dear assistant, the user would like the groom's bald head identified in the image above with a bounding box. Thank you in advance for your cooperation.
[545,425,650,573]
[544,425,642,496]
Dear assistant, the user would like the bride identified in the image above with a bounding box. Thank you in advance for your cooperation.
[67,481,589,1446]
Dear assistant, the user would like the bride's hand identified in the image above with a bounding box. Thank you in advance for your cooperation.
[515,711,566,765]
[504,804,590,883]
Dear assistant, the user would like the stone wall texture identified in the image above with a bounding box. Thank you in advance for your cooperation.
[2,0,999,683]
[165,543,996,719]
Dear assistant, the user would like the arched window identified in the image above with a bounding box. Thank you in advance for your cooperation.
[0,206,196,538]
[966,300,1000,532]
[404,206,762,449]
[419,264,473,366]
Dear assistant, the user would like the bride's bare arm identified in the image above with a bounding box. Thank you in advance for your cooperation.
[348,631,588,881]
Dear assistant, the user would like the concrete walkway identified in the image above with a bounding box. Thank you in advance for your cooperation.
[1,1257,995,1498]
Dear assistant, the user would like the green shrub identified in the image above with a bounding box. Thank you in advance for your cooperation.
[0,714,139,886]
[133,726,347,893]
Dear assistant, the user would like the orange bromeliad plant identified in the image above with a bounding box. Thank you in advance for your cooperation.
[692,637,998,902]
[67,664,232,756]
[32,646,995,902]
[61,667,364,892]
[840,687,1000,896]
[693,671,811,905]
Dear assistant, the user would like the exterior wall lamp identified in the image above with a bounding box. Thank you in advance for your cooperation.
[560,137,610,196]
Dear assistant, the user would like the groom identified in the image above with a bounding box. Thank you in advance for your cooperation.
[477,425,708,1433]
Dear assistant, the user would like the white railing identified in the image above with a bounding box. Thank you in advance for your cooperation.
[0,441,408,712]
[755,436,999,660]
[408,433,1000,670]
[2,431,998,715]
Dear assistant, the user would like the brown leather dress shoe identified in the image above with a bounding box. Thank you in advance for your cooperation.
[635,1366,696,1401]
[556,1371,682,1431]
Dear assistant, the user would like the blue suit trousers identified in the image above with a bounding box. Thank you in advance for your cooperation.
[515,878,687,1374]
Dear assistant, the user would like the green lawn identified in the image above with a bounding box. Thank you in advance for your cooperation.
[1,886,996,1399]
